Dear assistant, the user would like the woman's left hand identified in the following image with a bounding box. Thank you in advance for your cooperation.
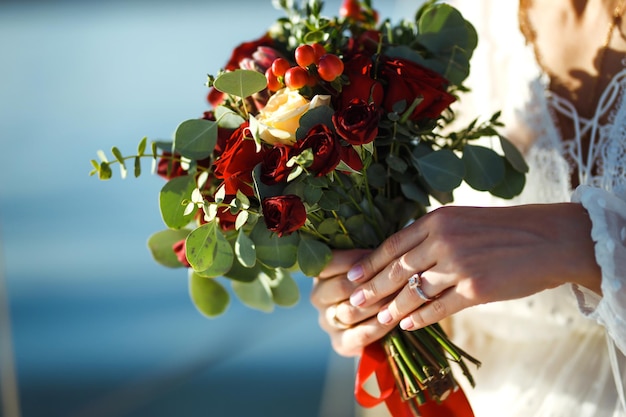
[345,203,601,331]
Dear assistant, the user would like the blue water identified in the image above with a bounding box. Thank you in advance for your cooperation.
[0,1,412,416]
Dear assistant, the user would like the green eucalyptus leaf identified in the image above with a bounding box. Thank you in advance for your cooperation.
[137,136,147,155]
[159,175,196,229]
[318,218,340,235]
[366,163,387,188]
[223,256,263,283]
[414,149,464,192]
[235,228,256,268]
[489,160,527,199]
[400,182,430,206]
[297,237,332,277]
[499,136,529,173]
[250,222,299,269]
[185,222,234,277]
[98,161,112,180]
[462,144,505,191]
[134,156,141,178]
[215,105,246,129]
[303,185,323,205]
[147,228,192,268]
[189,272,229,317]
[269,269,300,307]
[213,69,267,99]
[295,105,335,140]
[173,119,217,160]
[232,275,274,312]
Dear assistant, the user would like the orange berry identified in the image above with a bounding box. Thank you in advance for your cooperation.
[317,54,344,82]
[265,68,282,92]
[271,58,290,77]
[284,67,309,89]
[311,43,327,61]
[295,45,316,68]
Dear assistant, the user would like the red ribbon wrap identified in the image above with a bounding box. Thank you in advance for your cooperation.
[355,343,475,417]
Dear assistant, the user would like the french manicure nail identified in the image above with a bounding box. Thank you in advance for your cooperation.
[377,309,392,324]
[349,290,365,307]
[347,265,364,282]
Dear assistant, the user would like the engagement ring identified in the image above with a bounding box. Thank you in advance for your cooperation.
[408,272,434,302]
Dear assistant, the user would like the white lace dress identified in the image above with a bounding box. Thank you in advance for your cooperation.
[359,2,626,416]
[443,1,626,416]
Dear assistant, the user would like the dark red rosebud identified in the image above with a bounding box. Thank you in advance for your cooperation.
[261,145,293,185]
[379,56,456,120]
[338,53,384,110]
[332,98,381,145]
[213,122,266,196]
[157,152,186,180]
[172,239,191,268]
[292,124,341,177]
[262,195,307,237]
[339,145,364,172]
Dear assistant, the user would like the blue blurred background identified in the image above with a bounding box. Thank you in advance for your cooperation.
[0,1,414,416]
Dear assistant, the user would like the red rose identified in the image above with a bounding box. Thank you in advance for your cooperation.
[332,98,381,145]
[262,195,307,237]
[172,239,191,268]
[261,145,293,185]
[339,145,364,172]
[292,124,341,177]
[379,56,456,120]
[339,53,384,110]
[213,122,266,196]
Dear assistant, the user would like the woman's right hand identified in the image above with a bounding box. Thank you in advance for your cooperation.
[311,249,396,357]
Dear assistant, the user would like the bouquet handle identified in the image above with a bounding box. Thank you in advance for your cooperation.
[355,343,475,417]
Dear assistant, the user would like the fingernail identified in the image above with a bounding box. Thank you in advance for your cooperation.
[347,265,364,282]
[400,317,414,330]
[350,290,365,307]
[377,309,392,325]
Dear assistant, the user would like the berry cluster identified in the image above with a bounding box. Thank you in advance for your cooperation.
[265,43,345,91]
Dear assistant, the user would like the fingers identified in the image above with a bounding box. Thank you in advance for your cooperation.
[347,220,429,283]
[397,286,471,331]
[317,249,371,279]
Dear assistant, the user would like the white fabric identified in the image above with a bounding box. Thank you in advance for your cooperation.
[447,1,626,416]
[359,1,626,416]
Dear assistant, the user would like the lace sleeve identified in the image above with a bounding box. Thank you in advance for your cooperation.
[572,185,626,354]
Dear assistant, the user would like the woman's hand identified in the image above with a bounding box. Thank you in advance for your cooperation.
[311,248,397,357]
[346,203,601,332]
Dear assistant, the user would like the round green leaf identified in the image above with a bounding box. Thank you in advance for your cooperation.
[249,223,299,269]
[215,105,246,129]
[297,238,332,277]
[173,118,217,160]
[232,275,274,313]
[235,228,256,268]
[185,222,234,277]
[269,269,300,307]
[159,175,196,229]
[414,149,465,192]
[489,160,527,199]
[213,69,267,99]
[462,145,505,191]
[147,229,192,268]
[188,272,229,317]
[499,136,529,173]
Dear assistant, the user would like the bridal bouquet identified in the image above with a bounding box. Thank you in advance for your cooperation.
[91,0,527,415]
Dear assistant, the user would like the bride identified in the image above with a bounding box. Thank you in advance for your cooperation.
[311,0,626,415]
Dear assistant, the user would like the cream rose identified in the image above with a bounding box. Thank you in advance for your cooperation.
[251,88,331,145]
